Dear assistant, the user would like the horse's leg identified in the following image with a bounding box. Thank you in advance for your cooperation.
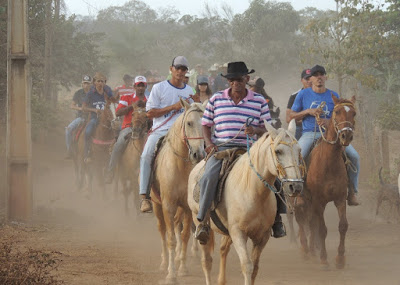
[334,200,348,269]
[173,208,183,265]
[230,227,252,285]
[154,202,168,272]
[314,204,328,266]
[287,209,297,244]
[122,180,130,216]
[190,222,199,257]
[217,235,232,285]
[199,229,214,285]
[162,202,178,284]
[250,234,270,285]
[295,206,309,259]
[177,208,192,277]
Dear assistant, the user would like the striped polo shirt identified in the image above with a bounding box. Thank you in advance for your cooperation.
[202,88,271,145]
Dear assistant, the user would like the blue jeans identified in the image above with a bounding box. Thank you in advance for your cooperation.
[84,118,98,158]
[65,117,84,153]
[139,129,168,196]
[197,143,246,221]
[299,132,360,193]
[107,127,132,172]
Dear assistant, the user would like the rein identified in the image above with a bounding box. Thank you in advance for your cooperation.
[316,101,355,145]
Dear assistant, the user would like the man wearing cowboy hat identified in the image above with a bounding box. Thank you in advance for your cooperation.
[195,61,287,245]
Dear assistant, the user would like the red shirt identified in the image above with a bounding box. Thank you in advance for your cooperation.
[116,93,147,129]
[114,84,135,98]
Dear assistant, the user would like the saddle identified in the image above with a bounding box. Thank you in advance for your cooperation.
[193,147,246,208]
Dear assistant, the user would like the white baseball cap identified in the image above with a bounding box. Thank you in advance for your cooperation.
[134,75,147,85]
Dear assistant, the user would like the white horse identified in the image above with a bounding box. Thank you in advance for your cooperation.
[188,120,304,285]
[151,99,205,284]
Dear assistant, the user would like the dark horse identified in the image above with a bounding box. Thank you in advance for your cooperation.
[118,100,150,215]
[74,95,116,196]
[294,95,356,269]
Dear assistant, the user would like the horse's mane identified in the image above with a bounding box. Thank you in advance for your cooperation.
[135,100,146,108]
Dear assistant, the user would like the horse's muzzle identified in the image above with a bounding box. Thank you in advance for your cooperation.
[282,180,303,197]
[189,150,205,164]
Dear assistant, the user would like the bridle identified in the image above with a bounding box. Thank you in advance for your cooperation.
[131,107,148,138]
[246,130,304,194]
[317,101,356,145]
[169,108,204,161]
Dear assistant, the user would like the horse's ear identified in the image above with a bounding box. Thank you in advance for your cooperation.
[350,95,356,104]
[264,119,277,139]
[332,94,339,105]
[104,94,111,104]
[202,100,208,108]
[288,119,296,137]
[180,97,190,111]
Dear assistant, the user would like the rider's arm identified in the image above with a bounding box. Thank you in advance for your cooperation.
[70,101,82,112]
[146,101,182,119]
[203,125,217,154]
[289,108,321,122]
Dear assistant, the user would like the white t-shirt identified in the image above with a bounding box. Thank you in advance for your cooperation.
[146,80,194,131]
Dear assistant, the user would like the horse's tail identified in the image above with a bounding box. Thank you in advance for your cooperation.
[379,167,385,186]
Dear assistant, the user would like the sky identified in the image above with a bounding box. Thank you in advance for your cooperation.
[65,0,337,17]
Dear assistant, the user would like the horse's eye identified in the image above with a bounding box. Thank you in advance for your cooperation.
[187,122,192,127]
[275,149,282,156]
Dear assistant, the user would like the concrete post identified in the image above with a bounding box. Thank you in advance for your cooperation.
[7,0,32,221]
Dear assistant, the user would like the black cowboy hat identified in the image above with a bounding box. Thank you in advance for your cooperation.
[221,62,255,79]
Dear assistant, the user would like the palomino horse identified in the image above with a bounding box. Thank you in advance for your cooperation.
[74,95,117,196]
[188,120,304,285]
[151,99,205,284]
[118,100,150,215]
[294,95,356,269]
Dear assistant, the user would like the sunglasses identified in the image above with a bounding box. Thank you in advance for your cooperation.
[228,77,245,83]
[173,65,188,72]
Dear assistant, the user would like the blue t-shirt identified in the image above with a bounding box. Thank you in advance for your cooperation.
[291,88,339,133]
[84,88,113,119]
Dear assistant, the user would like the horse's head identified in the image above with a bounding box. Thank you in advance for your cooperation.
[179,98,206,164]
[131,100,149,139]
[264,119,304,197]
[331,95,356,146]
[99,95,117,129]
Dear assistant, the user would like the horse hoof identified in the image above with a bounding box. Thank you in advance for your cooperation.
[335,255,346,269]
[320,260,329,269]
[178,267,189,277]
[158,277,178,285]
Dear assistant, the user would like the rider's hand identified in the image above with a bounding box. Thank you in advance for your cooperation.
[190,94,201,103]
[244,126,256,136]
[308,108,322,117]
[205,143,217,154]
[171,101,183,111]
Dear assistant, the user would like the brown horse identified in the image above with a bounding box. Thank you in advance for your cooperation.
[118,100,149,215]
[294,95,356,269]
[151,100,205,284]
[74,95,117,196]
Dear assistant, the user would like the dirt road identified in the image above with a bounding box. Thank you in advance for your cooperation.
[3,137,400,285]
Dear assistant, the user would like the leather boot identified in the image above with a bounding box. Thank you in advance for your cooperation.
[347,184,360,206]
[272,213,286,238]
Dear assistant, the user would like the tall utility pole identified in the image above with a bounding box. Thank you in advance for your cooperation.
[7,0,32,221]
